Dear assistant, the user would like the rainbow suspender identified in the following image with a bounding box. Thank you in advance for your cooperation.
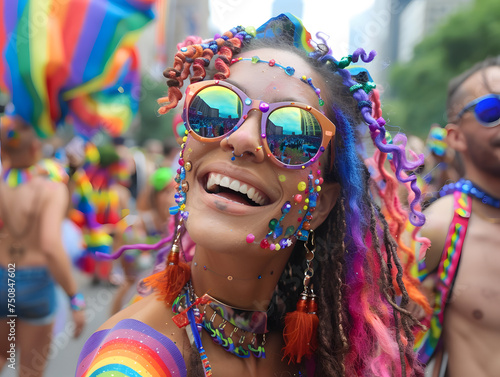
[416,190,472,364]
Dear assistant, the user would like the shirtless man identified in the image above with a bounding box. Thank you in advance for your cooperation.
[420,57,500,376]
[0,116,85,377]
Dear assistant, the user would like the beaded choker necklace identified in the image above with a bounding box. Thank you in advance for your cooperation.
[172,282,268,359]
[439,178,500,209]
[2,166,37,188]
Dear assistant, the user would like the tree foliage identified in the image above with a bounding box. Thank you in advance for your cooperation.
[134,71,176,145]
[387,0,500,138]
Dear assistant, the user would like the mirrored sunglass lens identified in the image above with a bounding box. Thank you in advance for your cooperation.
[266,107,323,166]
[187,86,242,138]
[475,97,500,126]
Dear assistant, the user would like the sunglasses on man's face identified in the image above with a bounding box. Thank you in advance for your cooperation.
[182,80,336,169]
[455,94,500,128]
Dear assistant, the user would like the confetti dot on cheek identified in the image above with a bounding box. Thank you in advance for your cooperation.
[278,175,286,182]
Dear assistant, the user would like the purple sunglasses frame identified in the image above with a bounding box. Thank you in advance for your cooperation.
[182,79,336,170]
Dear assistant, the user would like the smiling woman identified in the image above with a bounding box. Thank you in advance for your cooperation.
[77,13,428,377]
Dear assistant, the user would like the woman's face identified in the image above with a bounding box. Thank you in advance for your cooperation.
[180,48,338,253]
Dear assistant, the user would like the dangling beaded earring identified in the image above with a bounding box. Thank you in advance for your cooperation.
[170,128,190,219]
[143,217,191,304]
[282,230,319,363]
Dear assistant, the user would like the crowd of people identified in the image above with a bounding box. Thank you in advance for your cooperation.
[0,2,499,377]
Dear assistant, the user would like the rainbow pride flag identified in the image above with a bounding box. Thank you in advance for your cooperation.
[0,0,154,138]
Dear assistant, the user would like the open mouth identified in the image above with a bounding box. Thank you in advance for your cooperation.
[204,172,270,206]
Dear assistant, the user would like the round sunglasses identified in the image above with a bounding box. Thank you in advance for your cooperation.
[181,80,336,169]
[454,94,500,127]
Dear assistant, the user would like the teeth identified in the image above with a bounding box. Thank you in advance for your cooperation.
[247,187,255,201]
[206,173,266,205]
[229,180,240,191]
[258,195,265,205]
[220,176,230,188]
[256,195,265,206]
[207,173,221,191]
[207,175,214,190]
[254,193,261,205]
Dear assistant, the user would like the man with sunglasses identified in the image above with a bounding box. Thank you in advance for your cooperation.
[418,57,500,377]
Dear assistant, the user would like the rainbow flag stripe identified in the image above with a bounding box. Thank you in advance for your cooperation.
[76,319,187,377]
[0,0,154,138]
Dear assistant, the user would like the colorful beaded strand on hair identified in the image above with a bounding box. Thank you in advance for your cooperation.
[231,56,324,107]
[170,129,190,220]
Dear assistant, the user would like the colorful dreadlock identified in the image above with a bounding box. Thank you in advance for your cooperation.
[152,12,427,377]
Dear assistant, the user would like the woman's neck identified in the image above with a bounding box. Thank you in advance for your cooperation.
[190,245,292,311]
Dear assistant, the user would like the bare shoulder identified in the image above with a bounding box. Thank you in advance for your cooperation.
[97,292,187,352]
[421,195,455,273]
[98,293,173,334]
[36,178,68,204]
[98,293,154,330]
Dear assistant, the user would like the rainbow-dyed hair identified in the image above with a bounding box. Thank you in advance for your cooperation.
[153,13,427,377]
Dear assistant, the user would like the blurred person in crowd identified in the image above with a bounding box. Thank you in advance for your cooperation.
[75,143,131,286]
[415,56,500,377]
[162,137,182,169]
[0,116,85,376]
[143,138,165,168]
[110,166,176,314]
[112,137,140,200]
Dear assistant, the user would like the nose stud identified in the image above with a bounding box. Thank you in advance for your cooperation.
[231,151,244,161]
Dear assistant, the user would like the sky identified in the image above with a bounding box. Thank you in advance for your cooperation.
[209,0,375,58]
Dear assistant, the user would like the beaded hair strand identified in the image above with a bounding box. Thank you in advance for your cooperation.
[327,49,425,226]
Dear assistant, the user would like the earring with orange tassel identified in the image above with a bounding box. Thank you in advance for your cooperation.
[282,230,319,364]
[143,218,191,304]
